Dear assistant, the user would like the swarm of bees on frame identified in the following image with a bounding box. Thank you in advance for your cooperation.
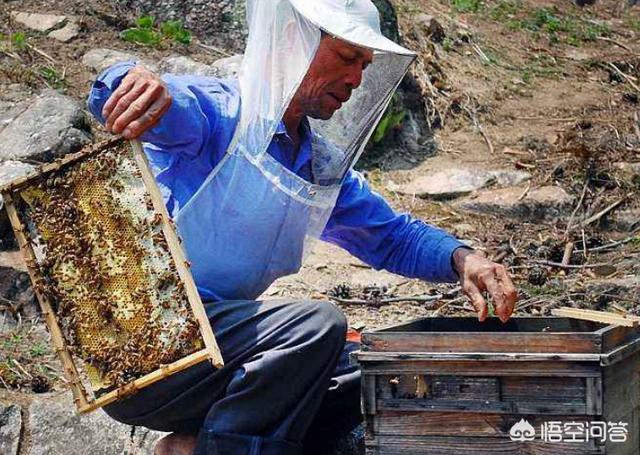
[14,141,203,391]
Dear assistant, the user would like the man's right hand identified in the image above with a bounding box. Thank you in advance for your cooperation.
[102,66,172,139]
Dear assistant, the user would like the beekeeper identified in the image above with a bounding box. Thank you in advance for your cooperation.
[87,0,518,453]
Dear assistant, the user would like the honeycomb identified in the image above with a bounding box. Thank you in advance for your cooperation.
[12,140,204,394]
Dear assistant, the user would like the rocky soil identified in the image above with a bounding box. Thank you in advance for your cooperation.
[0,0,639,453]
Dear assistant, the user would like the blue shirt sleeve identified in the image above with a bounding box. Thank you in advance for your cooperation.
[321,170,468,283]
[86,61,229,162]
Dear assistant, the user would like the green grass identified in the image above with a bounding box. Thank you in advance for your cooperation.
[486,3,609,46]
[452,0,483,13]
[39,65,66,89]
[626,18,640,33]
[120,15,191,47]
[28,342,47,357]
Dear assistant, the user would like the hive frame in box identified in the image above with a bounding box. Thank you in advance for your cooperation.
[0,138,224,414]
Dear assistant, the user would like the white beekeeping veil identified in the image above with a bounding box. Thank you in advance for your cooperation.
[237,0,416,183]
[174,0,417,301]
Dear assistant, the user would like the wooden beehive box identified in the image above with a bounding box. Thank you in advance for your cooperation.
[353,317,640,455]
[0,138,223,413]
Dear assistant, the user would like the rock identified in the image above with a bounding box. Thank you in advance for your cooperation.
[159,55,218,77]
[0,161,36,188]
[0,90,91,163]
[108,0,247,52]
[82,48,156,74]
[0,161,36,250]
[28,392,165,455]
[0,265,38,330]
[453,186,573,221]
[414,14,445,43]
[48,21,80,42]
[0,404,22,455]
[10,11,67,33]
[211,55,243,79]
[609,207,640,232]
[614,162,640,179]
[398,168,530,200]
[349,269,404,288]
[0,84,33,114]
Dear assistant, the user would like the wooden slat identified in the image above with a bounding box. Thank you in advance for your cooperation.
[376,398,588,415]
[365,435,603,455]
[355,351,603,362]
[552,308,640,328]
[130,140,223,368]
[586,377,603,415]
[360,360,601,377]
[373,411,594,437]
[603,351,640,421]
[362,331,604,354]
[79,348,211,413]
[3,192,91,410]
[605,407,639,455]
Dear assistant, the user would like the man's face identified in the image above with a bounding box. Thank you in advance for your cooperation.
[293,35,374,120]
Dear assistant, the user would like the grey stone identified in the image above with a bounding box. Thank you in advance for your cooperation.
[82,48,156,74]
[0,84,33,114]
[350,269,405,289]
[609,207,640,232]
[0,161,36,188]
[0,404,21,455]
[159,55,218,77]
[10,11,67,33]
[0,161,36,249]
[48,21,80,42]
[0,265,38,331]
[453,186,573,221]
[398,168,530,200]
[414,13,445,43]
[211,55,243,79]
[0,90,91,163]
[28,392,165,455]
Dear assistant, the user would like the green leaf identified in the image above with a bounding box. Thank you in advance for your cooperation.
[136,15,155,29]
[120,28,161,46]
[161,20,192,44]
[11,32,26,50]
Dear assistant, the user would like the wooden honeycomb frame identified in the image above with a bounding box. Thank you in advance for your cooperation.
[0,138,223,413]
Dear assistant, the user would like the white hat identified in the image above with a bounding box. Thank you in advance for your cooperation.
[289,0,415,56]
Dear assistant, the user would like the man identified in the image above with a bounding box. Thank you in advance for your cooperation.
[87,1,518,454]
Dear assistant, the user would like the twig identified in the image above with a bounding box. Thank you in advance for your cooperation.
[329,294,443,306]
[195,41,233,58]
[564,179,589,239]
[597,36,632,52]
[575,235,638,253]
[510,259,612,270]
[562,242,575,266]
[634,111,640,143]
[517,184,531,201]
[608,62,640,93]
[580,194,630,227]
[25,43,56,65]
[11,359,32,379]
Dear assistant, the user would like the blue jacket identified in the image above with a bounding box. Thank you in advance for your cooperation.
[87,61,466,286]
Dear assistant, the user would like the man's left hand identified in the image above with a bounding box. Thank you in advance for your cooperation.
[452,248,518,323]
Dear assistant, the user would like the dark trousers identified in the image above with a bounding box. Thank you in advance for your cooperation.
[102,299,362,455]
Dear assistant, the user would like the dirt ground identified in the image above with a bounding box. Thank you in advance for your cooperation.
[0,0,639,393]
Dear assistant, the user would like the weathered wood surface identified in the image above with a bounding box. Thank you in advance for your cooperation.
[360,360,602,377]
[552,308,640,328]
[371,411,594,437]
[362,332,604,354]
[365,435,604,455]
[375,374,592,415]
